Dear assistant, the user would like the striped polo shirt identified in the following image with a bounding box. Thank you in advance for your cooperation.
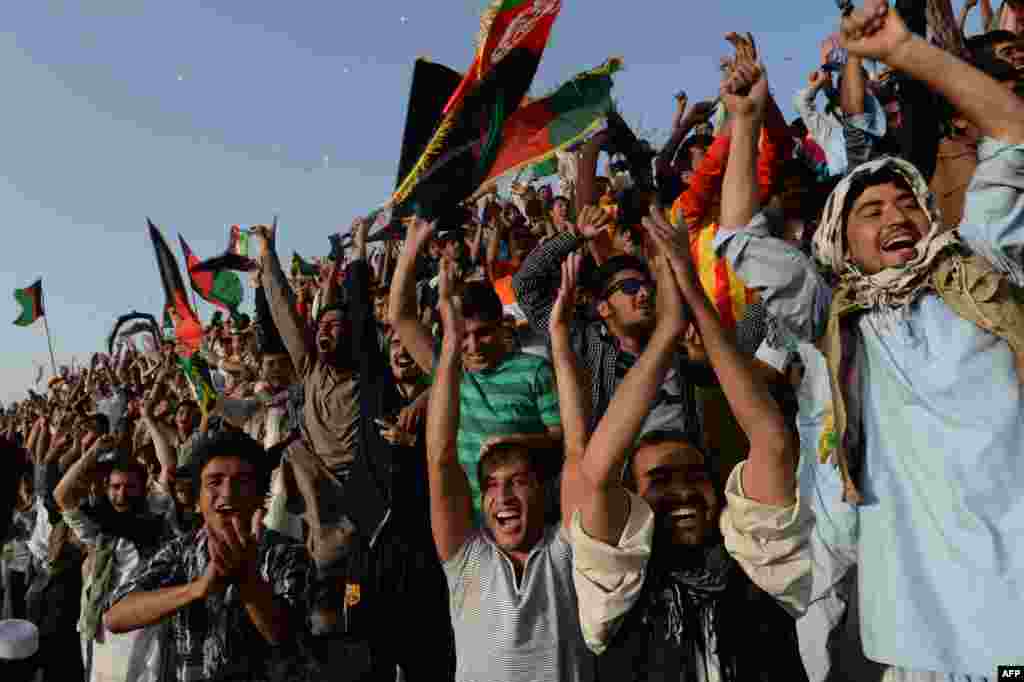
[453,351,561,517]
[443,526,594,682]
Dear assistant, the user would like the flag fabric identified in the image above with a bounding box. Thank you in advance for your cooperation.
[148,220,203,352]
[178,353,217,418]
[389,0,562,219]
[179,236,244,313]
[478,57,621,189]
[12,279,44,327]
[291,253,319,279]
[229,225,250,258]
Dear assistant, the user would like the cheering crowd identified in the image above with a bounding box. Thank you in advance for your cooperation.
[2,0,1024,680]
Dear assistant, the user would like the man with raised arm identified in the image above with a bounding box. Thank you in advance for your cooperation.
[425,256,593,682]
[715,2,1024,676]
[564,119,811,680]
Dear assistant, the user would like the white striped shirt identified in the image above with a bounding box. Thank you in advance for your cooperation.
[443,526,594,682]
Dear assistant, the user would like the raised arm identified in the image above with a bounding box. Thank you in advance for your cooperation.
[389,217,440,374]
[844,0,1024,145]
[250,223,312,375]
[549,254,591,530]
[579,250,689,544]
[425,259,474,562]
[54,434,110,511]
[959,0,979,35]
[141,378,176,487]
[511,209,607,337]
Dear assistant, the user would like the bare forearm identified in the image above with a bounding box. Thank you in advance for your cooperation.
[585,331,677,488]
[104,583,202,634]
[679,274,794,505]
[551,334,589,460]
[389,251,436,373]
[55,445,99,510]
[721,116,762,229]
[888,35,1024,143]
[840,57,866,115]
[260,252,311,371]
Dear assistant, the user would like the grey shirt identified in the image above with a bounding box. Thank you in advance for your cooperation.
[444,526,594,682]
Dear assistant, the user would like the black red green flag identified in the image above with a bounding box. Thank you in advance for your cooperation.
[479,57,622,188]
[179,236,244,313]
[12,279,44,327]
[389,0,562,219]
[147,219,202,352]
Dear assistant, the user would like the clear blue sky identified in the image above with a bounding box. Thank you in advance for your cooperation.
[1,1,983,404]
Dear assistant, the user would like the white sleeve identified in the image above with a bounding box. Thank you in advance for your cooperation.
[720,461,814,617]
[570,492,654,655]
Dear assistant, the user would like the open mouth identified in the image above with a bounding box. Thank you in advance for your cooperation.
[317,337,333,351]
[666,504,707,527]
[881,232,919,254]
[395,357,415,369]
[495,509,523,531]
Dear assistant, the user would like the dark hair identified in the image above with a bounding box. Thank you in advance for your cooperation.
[108,456,149,487]
[592,255,652,298]
[625,429,709,490]
[967,30,1019,59]
[460,281,503,323]
[476,441,560,490]
[840,166,915,227]
[90,413,111,435]
[187,430,271,497]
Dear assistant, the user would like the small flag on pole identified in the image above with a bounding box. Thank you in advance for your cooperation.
[13,279,44,327]
[229,225,250,258]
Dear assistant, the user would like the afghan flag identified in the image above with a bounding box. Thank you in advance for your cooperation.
[148,219,203,352]
[178,353,217,418]
[229,225,250,258]
[478,58,621,189]
[179,236,244,313]
[291,253,319,279]
[12,279,44,327]
[389,0,561,219]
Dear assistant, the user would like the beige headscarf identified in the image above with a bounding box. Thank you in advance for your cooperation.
[812,156,960,310]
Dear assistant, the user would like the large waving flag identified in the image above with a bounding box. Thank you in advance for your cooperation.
[147,220,202,352]
[478,57,622,190]
[12,279,44,327]
[389,0,562,218]
[179,236,244,313]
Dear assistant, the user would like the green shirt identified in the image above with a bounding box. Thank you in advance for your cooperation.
[436,351,561,518]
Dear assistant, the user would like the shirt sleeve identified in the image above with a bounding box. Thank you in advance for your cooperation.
[533,360,562,428]
[714,212,833,346]
[957,138,1024,286]
[262,541,313,611]
[793,87,833,151]
[570,492,654,655]
[109,536,186,607]
[442,531,487,617]
[720,460,813,618]
[61,507,102,547]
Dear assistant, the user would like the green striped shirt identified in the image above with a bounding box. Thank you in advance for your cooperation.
[435,351,561,518]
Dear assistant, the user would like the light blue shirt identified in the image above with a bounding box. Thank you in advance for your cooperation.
[715,139,1024,676]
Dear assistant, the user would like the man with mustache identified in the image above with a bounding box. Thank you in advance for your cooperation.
[513,207,702,441]
[563,176,811,679]
[54,435,169,682]
[716,2,1024,676]
[104,430,311,682]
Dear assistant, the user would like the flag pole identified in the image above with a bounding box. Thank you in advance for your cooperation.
[42,314,57,378]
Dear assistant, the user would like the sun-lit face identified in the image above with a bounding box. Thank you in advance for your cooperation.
[108,470,145,514]
[597,269,655,334]
[261,354,294,390]
[845,181,929,275]
[480,453,546,556]
[389,337,421,383]
[199,456,263,538]
[632,441,718,547]
[316,309,348,357]
[462,318,507,372]
[552,198,570,222]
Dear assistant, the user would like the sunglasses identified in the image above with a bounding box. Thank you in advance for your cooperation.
[602,277,651,300]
